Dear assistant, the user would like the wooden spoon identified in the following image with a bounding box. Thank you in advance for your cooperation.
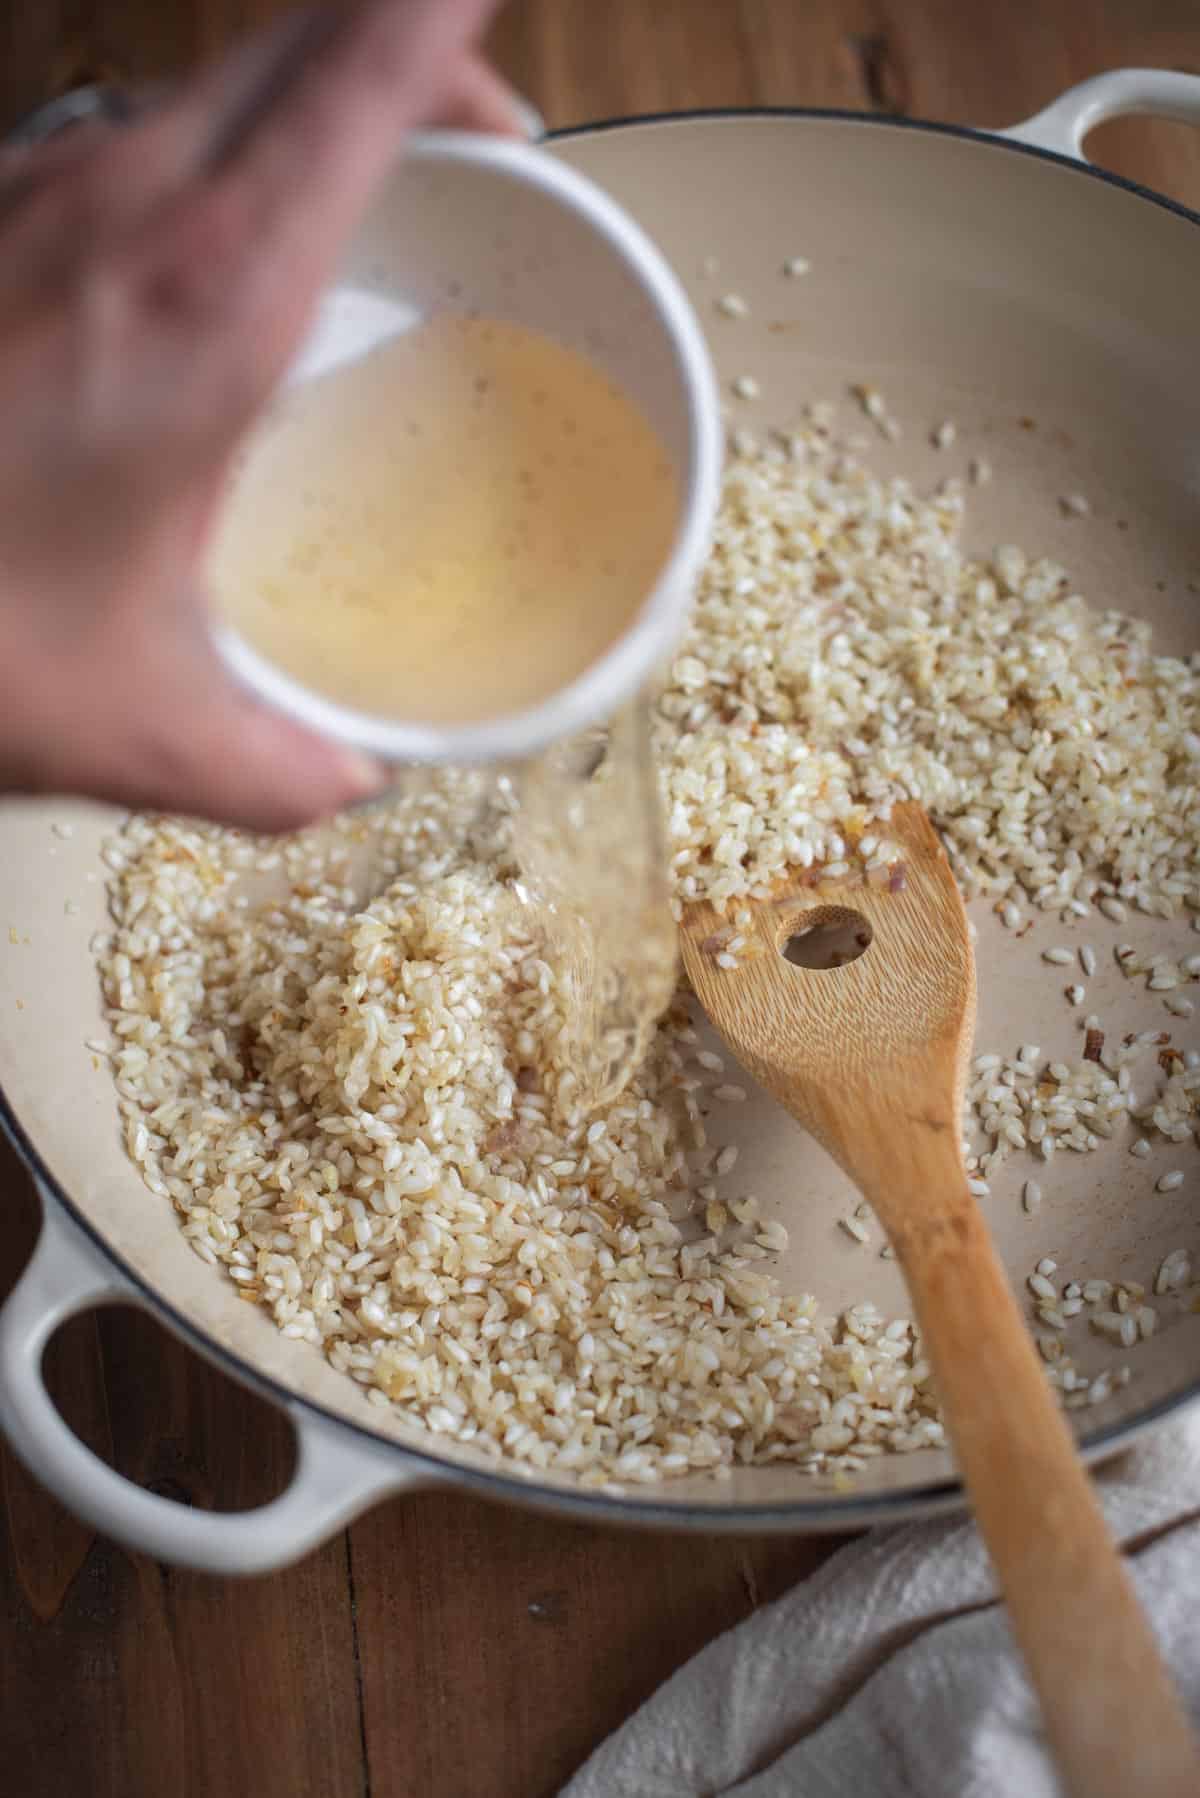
[680,801,1198,1798]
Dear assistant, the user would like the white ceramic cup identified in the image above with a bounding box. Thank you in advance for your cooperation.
[213,130,724,765]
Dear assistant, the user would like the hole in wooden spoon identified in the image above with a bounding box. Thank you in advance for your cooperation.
[782,906,873,970]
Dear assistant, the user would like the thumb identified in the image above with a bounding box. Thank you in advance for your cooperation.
[154,679,391,833]
[89,649,391,833]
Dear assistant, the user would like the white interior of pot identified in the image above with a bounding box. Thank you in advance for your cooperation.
[1,115,1198,1521]
[339,141,699,471]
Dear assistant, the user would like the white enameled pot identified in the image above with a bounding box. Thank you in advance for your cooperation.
[2,69,1200,1572]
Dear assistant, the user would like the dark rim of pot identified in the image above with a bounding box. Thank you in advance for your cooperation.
[2,99,1197,1532]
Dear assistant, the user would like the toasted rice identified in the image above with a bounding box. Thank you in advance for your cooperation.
[99,412,1200,1486]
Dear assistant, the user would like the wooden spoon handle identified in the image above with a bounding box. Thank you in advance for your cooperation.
[877,1156,1199,1798]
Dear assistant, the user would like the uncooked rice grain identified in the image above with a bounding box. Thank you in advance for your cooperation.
[100,411,1200,1485]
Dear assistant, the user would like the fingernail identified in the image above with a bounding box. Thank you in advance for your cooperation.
[341,750,392,807]
[513,96,545,141]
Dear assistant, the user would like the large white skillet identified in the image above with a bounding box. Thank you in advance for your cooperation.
[1,69,1199,1572]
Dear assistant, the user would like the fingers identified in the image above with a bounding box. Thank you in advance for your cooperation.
[0,121,131,300]
[109,5,339,185]
[123,682,390,835]
[14,702,388,835]
[0,536,390,830]
[94,682,388,837]
[126,606,393,830]
[432,55,541,137]
[194,0,503,291]
[158,0,500,189]
[0,4,522,837]
[6,2,509,291]
[103,2,509,436]
[0,120,114,204]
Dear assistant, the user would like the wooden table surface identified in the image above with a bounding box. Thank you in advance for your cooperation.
[2,4,1199,1795]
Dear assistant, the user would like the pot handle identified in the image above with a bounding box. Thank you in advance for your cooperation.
[1002,67,1200,160]
[0,1184,425,1574]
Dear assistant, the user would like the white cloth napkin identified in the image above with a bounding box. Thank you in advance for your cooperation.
[563,1416,1200,1797]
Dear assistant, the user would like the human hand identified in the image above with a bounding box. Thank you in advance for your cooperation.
[0,0,525,831]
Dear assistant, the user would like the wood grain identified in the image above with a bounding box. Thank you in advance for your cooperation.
[2,0,1199,207]
[682,804,1200,1797]
[0,1143,365,1798]
[351,1491,828,1798]
[1,6,1199,1797]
